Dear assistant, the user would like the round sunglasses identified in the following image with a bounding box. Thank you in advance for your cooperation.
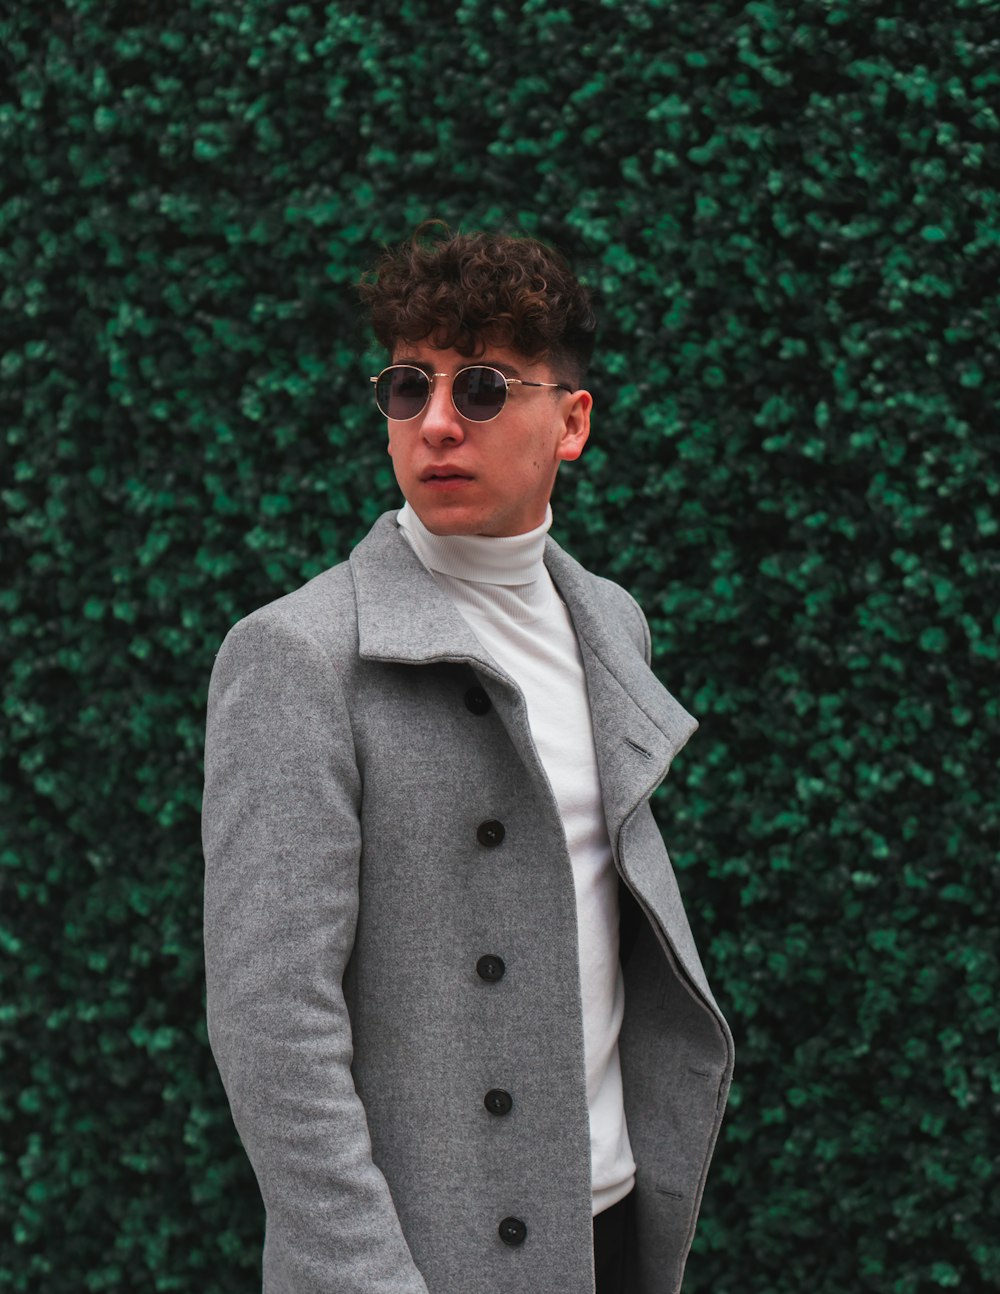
[370,364,574,424]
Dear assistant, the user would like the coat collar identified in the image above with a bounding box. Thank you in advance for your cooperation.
[350,511,499,673]
[350,511,698,829]
[540,535,699,832]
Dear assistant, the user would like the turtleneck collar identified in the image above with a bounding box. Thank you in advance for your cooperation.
[396,501,552,587]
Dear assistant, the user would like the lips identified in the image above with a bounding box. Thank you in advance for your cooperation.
[419,466,474,482]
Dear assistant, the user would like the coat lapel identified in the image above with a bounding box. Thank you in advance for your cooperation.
[542,541,698,851]
[350,511,510,680]
[350,512,698,848]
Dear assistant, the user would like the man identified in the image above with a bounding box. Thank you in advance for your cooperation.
[202,223,733,1294]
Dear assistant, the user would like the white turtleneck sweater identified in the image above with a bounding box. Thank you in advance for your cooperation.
[397,502,636,1216]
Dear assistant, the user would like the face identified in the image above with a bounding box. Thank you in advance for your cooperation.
[384,341,592,537]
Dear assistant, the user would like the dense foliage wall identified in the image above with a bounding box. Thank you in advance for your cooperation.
[3,1,998,1290]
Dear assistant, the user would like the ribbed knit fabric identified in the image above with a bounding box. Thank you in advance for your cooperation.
[397,503,636,1216]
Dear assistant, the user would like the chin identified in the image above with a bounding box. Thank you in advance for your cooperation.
[406,499,484,537]
[423,515,487,537]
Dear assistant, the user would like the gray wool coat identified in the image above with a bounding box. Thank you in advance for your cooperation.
[202,510,733,1294]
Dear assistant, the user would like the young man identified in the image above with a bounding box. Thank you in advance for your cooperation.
[202,224,733,1294]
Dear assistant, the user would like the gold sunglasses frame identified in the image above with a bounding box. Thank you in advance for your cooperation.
[370,364,574,424]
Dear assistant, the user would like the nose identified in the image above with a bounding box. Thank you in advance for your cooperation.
[420,376,466,446]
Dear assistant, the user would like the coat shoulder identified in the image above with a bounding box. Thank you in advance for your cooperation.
[215,557,360,668]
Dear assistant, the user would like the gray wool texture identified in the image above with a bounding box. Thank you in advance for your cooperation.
[202,512,734,1294]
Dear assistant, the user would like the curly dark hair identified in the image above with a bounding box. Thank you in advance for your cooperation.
[358,221,596,386]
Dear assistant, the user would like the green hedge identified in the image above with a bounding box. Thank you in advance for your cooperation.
[2,1,997,1290]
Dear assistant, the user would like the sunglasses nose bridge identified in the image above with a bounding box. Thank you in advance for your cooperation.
[420,372,468,441]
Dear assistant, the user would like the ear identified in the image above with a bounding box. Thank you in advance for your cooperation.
[555,389,592,463]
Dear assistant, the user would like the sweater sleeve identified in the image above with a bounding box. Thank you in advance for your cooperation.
[201,611,430,1294]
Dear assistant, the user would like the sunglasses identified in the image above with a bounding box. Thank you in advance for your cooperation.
[370,364,574,423]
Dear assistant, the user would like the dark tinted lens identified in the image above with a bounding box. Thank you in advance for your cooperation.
[375,366,429,420]
[452,367,508,421]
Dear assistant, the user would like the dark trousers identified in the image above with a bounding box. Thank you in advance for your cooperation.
[593,1190,635,1294]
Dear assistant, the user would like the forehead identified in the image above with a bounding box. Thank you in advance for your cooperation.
[391,339,547,378]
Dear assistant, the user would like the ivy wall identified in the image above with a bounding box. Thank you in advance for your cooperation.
[2,1,998,1290]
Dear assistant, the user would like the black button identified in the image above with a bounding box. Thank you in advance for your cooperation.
[465,685,492,715]
[476,820,505,848]
[499,1216,527,1247]
[476,955,505,982]
[484,1088,513,1116]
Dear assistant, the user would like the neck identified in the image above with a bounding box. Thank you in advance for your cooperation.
[397,502,552,585]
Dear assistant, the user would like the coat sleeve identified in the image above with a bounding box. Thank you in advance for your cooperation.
[201,610,430,1294]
